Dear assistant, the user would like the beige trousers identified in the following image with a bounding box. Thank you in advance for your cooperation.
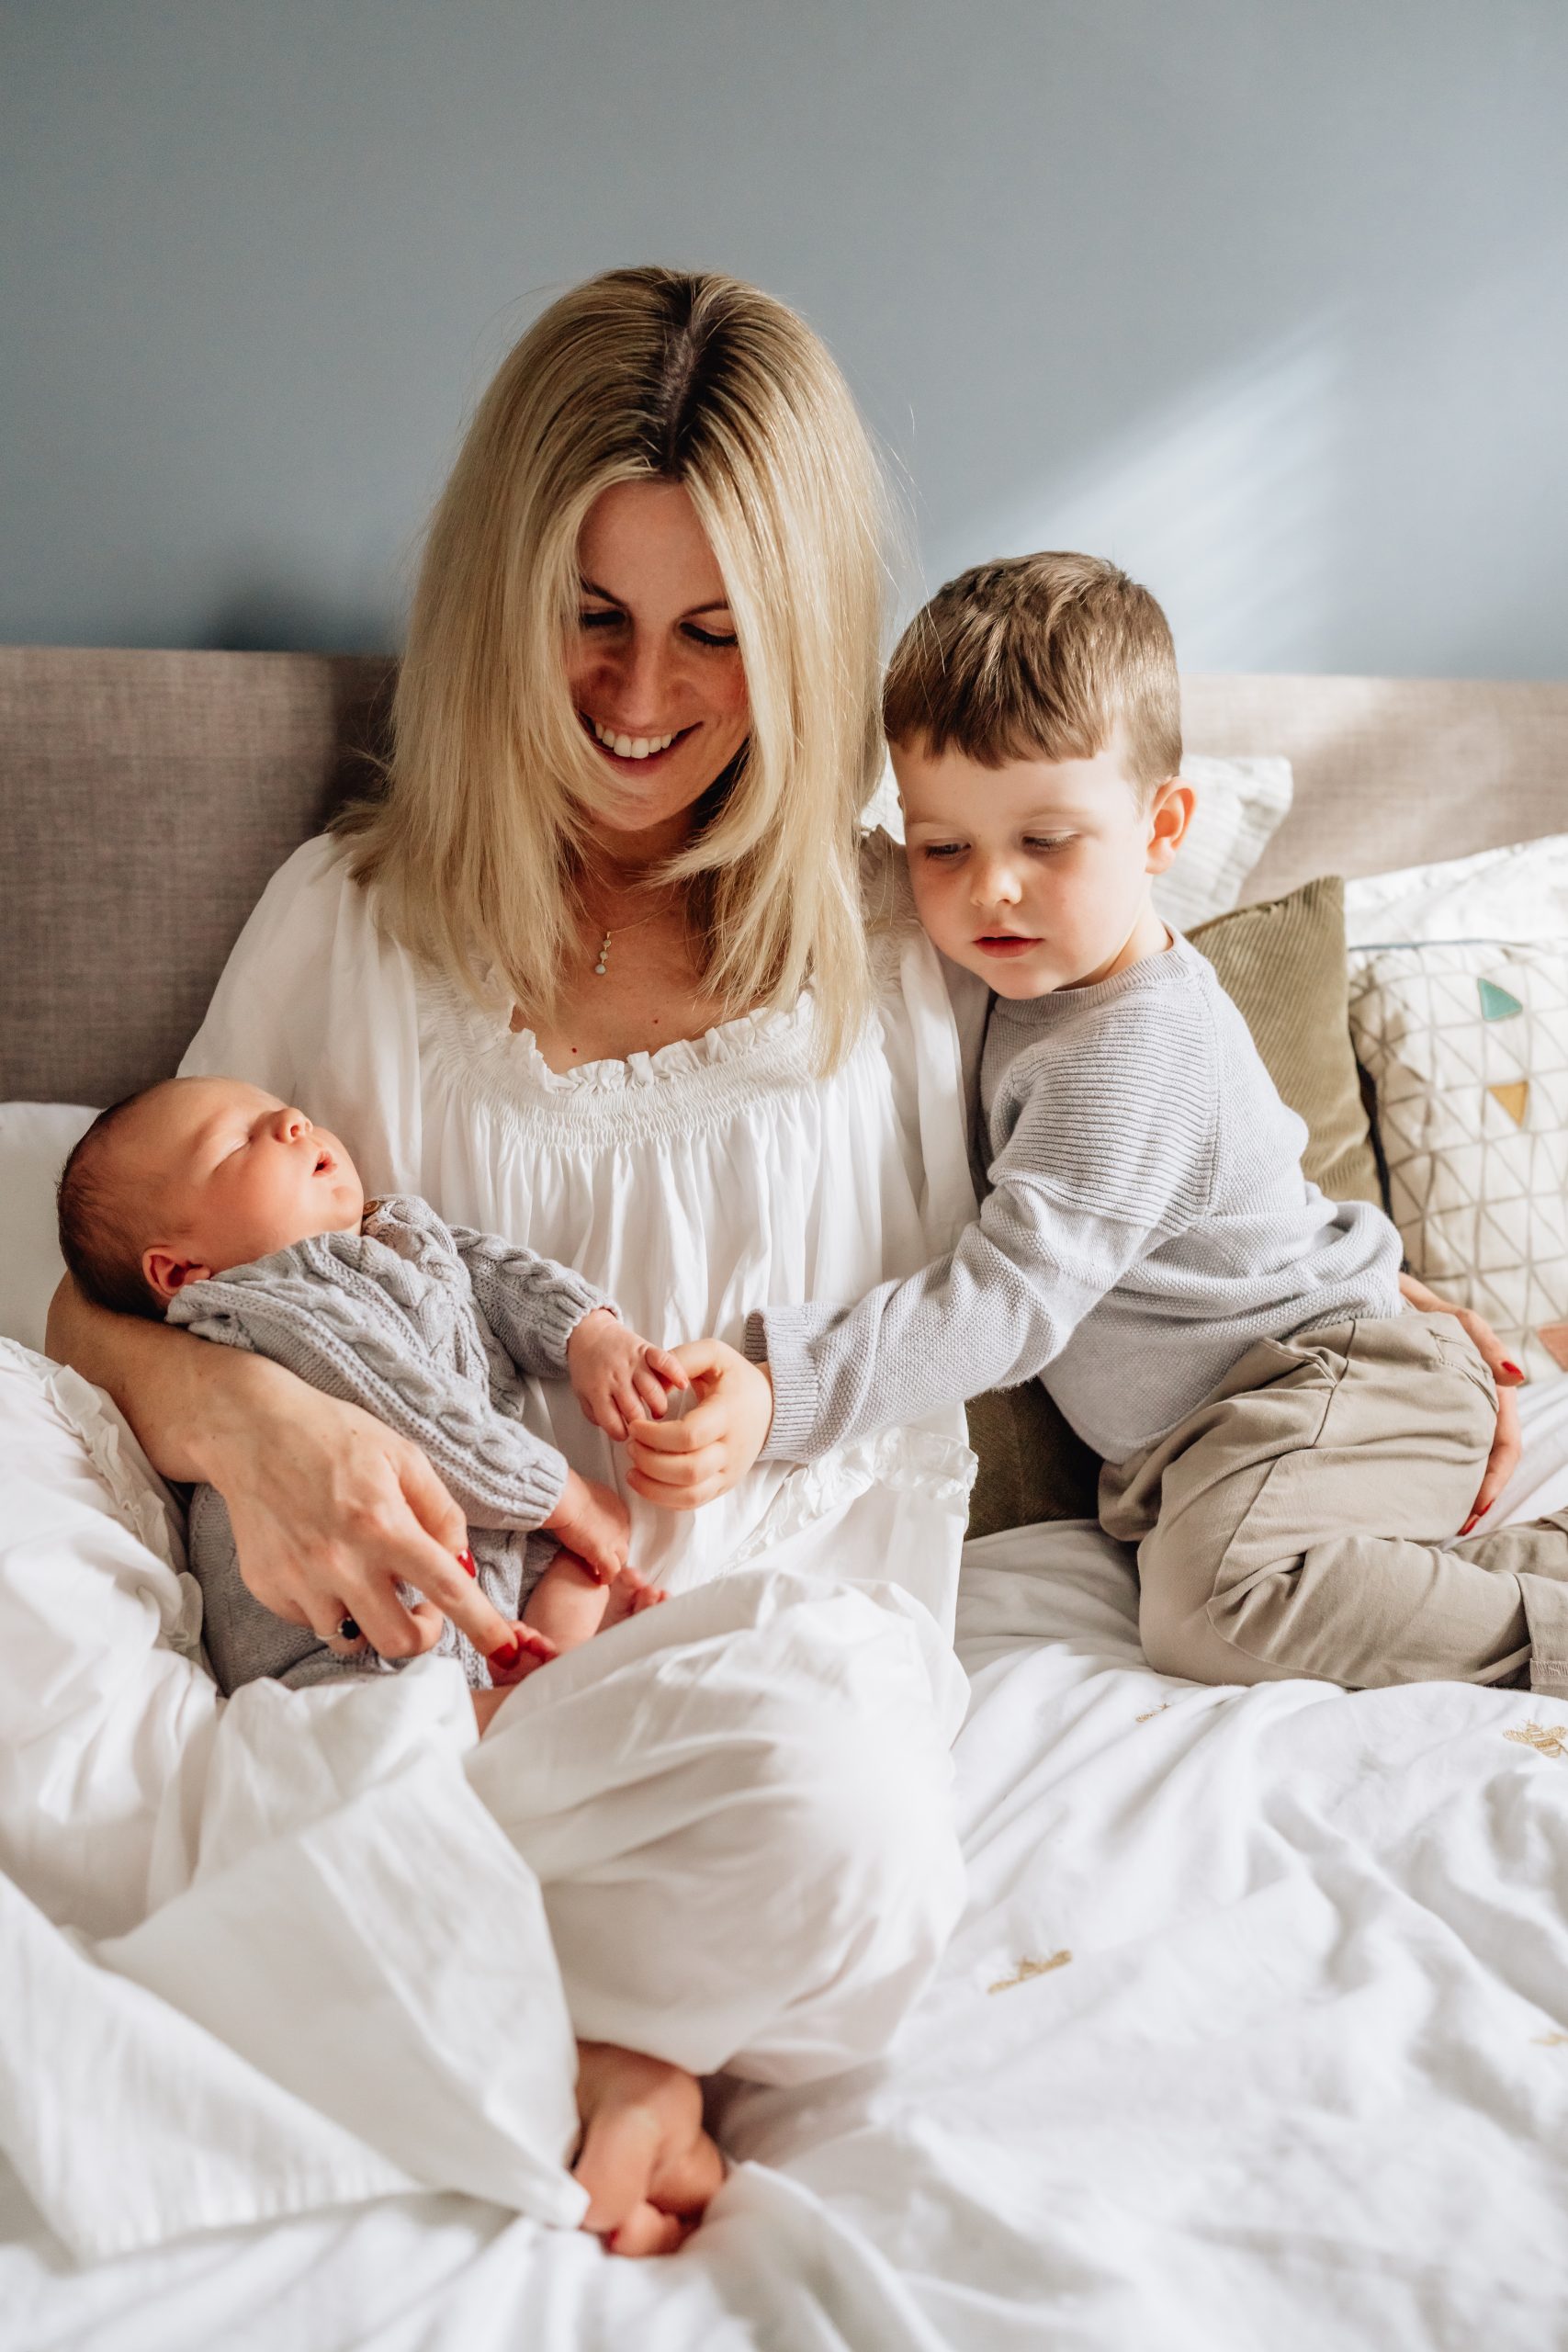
[1100,1313,1568,1696]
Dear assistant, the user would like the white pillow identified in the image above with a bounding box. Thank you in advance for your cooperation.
[865,752,1294,932]
[1153,754,1293,932]
[1345,833,1568,948]
[1348,943,1568,1383]
[0,1101,96,1351]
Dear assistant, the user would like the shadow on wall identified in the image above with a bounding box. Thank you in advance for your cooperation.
[201,582,400,656]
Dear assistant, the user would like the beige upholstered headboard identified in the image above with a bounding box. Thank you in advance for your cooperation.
[2,646,1564,1105]
[1181,673,1568,897]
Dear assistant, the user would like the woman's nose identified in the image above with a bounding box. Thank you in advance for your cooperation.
[596,629,677,727]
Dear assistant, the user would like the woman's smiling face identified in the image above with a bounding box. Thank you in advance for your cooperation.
[568,480,751,853]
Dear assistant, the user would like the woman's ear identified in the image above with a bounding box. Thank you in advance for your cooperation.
[142,1247,214,1303]
[1145,777,1196,875]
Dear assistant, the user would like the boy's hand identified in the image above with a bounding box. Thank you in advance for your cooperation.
[625,1340,773,1512]
[542,1466,631,1582]
[568,1307,691,1442]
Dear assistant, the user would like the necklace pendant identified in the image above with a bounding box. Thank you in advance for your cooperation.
[593,930,611,978]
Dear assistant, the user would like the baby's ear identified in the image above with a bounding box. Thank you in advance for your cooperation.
[142,1247,214,1303]
[1145,776,1196,873]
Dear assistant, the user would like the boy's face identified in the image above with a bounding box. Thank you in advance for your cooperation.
[893,733,1191,999]
[126,1078,365,1302]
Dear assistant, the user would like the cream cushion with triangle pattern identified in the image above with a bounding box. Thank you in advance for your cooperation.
[1348,942,1568,1382]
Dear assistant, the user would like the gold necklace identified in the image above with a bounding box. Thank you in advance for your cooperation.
[588,888,675,978]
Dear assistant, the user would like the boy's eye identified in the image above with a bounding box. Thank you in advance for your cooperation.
[1024,834,1075,853]
[919,842,967,862]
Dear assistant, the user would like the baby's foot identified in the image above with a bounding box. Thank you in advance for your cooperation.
[602,1570,668,1630]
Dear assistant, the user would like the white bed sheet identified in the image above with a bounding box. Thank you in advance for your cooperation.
[7,1381,1568,2351]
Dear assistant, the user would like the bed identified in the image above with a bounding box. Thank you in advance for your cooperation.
[4,650,1568,2349]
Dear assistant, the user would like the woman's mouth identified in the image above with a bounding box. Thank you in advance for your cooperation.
[581,713,694,766]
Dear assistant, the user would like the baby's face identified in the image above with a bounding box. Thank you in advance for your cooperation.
[894,734,1190,998]
[129,1079,365,1302]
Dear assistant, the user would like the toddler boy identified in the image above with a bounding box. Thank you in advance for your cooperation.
[57,1076,681,1696]
[637,555,1568,1695]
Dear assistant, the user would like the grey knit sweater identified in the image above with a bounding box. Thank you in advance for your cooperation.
[750,934,1404,1467]
[168,1195,610,1691]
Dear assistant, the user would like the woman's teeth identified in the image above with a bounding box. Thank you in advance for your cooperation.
[591,719,679,761]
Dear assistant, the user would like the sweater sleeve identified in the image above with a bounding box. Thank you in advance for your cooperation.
[450,1227,613,1381]
[748,1032,1211,1464]
[169,1264,570,1532]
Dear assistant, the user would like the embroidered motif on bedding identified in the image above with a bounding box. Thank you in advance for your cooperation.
[988,1951,1072,1993]
[1504,1720,1568,1758]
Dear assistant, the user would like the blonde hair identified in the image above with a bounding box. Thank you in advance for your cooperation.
[883,552,1181,799]
[336,266,889,1066]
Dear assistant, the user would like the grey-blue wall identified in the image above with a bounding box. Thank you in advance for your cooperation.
[4,1,1564,677]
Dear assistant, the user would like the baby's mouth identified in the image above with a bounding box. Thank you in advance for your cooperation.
[314,1149,333,1175]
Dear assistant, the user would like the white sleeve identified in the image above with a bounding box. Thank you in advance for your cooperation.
[179,835,427,1198]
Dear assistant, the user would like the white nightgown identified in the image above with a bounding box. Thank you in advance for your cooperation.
[180,831,979,1634]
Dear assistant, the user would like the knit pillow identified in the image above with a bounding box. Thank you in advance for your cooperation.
[1348,942,1568,1383]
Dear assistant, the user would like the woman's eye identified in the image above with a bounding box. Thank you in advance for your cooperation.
[577,608,623,632]
[683,623,739,649]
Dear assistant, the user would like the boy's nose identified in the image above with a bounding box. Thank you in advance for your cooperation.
[277,1106,312,1140]
[970,861,1021,907]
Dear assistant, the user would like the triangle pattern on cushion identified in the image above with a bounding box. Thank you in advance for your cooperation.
[1479,978,1524,1022]
[1540,1323,1568,1374]
[1488,1080,1530,1127]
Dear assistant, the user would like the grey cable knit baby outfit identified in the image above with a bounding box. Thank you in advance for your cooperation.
[168,1195,610,1692]
[750,934,1404,1468]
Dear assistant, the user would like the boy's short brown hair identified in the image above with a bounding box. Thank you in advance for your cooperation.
[883,552,1181,797]
[56,1088,170,1320]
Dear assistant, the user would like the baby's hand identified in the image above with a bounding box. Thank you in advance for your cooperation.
[542,1466,632,1583]
[482,1623,558,1690]
[568,1307,691,1443]
[626,1340,773,1513]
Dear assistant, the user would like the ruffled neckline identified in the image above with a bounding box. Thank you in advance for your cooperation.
[455,985,818,1095]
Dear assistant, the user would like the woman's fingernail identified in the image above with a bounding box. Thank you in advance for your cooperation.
[488,1637,521,1671]
[603,2229,619,2253]
[1501,1362,1524,1381]
[457,1548,477,1577]
[1460,1515,1479,1536]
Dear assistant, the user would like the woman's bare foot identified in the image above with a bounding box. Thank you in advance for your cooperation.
[572,2041,725,2256]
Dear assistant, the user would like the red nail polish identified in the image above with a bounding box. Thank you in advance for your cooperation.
[458,1548,477,1577]
[1460,1516,1479,1536]
[603,2229,619,2253]
[488,1637,521,1671]
[1502,1362,1524,1381]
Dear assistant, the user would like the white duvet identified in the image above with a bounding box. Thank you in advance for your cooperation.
[6,1365,1568,2347]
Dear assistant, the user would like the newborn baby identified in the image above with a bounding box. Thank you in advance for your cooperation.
[56,1077,684,1696]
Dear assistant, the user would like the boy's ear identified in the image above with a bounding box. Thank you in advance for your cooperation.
[142,1247,214,1304]
[1145,777,1196,876]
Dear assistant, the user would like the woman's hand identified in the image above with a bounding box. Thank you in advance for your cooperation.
[625,1340,773,1511]
[568,1307,691,1442]
[205,1358,524,1661]
[1399,1271,1526,1529]
[541,1467,632,1581]
[571,2041,725,2256]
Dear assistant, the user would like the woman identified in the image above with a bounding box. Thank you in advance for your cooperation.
[50,266,978,2252]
